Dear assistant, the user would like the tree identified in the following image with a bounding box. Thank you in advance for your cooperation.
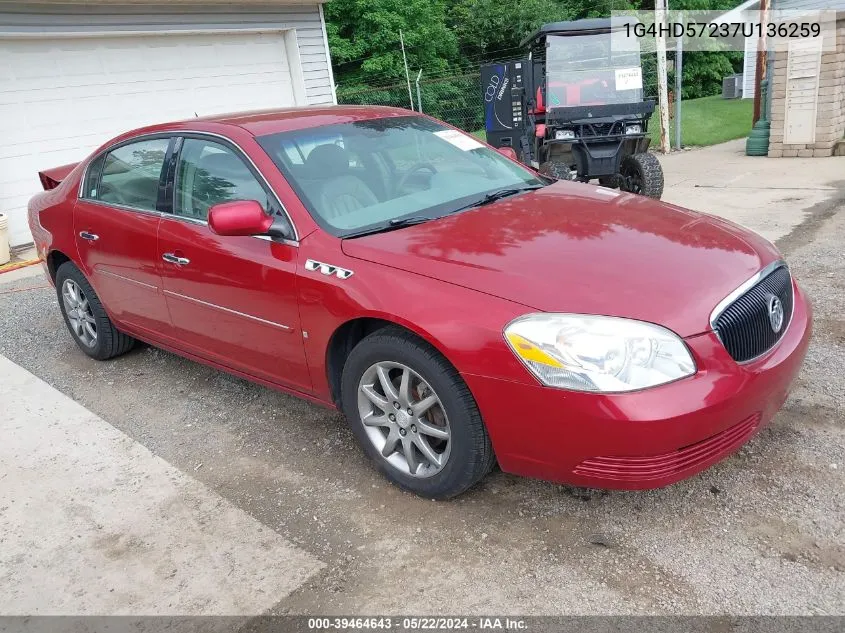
[327,0,744,116]
[446,0,571,60]
[325,0,458,87]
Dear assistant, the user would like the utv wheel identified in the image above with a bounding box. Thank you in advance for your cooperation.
[619,152,664,199]
[539,160,573,181]
[55,262,136,360]
[598,175,620,189]
[340,327,495,499]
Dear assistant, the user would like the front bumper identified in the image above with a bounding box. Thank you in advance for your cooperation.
[464,281,812,490]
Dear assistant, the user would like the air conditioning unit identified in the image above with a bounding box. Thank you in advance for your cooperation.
[722,74,744,99]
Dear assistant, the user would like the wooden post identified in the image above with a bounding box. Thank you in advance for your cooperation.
[675,34,683,149]
[655,0,671,153]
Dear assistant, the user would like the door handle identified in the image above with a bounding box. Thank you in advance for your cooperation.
[162,253,190,266]
[79,231,99,241]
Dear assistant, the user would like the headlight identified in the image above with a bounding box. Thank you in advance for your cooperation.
[504,314,695,393]
[555,129,576,140]
[625,124,643,135]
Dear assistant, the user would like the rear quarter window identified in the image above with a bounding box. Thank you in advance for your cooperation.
[81,154,106,199]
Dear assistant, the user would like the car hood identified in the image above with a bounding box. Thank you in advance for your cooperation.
[341,182,781,337]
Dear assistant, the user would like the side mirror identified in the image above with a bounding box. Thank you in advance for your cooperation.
[208,200,274,237]
[496,147,518,161]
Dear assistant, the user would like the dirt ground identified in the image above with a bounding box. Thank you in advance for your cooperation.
[0,192,842,616]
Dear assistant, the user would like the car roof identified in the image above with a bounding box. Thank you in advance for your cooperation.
[90,105,424,157]
[177,105,415,137]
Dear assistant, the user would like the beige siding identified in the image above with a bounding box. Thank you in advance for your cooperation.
[768,15,845,157]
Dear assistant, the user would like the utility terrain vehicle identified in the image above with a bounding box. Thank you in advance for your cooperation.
[482,17,664,198]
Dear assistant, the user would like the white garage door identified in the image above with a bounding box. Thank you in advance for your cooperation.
[0,31,299,247]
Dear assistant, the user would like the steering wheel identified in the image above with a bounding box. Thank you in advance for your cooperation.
[395,163,438,195]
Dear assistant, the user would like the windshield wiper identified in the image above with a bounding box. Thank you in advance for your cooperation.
[342,216,432,239]
[447,184,546,215]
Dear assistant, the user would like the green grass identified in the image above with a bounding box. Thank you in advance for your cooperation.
[473,95,753,148]
[649,95,754,147]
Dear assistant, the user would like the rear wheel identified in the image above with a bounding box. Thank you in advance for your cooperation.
[619,152,664,199]
[340,327,495,499]
[55,262,135,360]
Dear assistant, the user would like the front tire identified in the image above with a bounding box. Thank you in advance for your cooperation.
[55,261,135,360]
[598,175,620,189]
[539,160,573,181]
[340,327,495,499]
[619,152,664,199]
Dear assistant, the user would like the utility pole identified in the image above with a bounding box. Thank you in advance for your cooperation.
[400,30,414,111]
[752,0,769,123]
[415,70,423,113]
[655,0,671,153]
[674,34,683,150]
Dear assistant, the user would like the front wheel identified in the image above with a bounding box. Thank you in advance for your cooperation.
[598,175,620,189]
[340,327,495,499]
[619,152,664,199]
[539,160,573,181]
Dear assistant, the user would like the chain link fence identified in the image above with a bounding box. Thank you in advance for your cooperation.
[336,52,660,140]
[337,73,485,135]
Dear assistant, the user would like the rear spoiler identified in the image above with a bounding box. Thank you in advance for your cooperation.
[38,162,80,191]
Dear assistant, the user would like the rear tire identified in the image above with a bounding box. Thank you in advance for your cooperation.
[619,152,664,199]
[340,327,495,499]
[55,261,136,360]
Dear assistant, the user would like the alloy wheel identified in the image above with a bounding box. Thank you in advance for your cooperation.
[357,361,451,478]
[62,279,97,347]
[621,163,643,194]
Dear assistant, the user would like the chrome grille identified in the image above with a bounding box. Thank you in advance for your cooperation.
[712,264,793,362]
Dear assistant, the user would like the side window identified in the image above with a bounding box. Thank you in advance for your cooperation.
[96,138,169,212]
[174,138,272,220]
[82,153,106,199]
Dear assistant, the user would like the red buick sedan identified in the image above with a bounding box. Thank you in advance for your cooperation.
[28,106,811,498]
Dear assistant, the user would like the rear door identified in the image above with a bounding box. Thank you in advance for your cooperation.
[157,135,310,392]
[74,136,173,337]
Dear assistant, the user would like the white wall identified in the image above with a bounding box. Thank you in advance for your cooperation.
[0,2,336,106]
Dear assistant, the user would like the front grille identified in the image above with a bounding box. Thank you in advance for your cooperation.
[580,122,622,137]
[573,413,761,482]
[713,265,793,362]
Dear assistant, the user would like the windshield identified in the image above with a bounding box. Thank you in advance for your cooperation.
[545,33,643,107]
[257,116,543,236]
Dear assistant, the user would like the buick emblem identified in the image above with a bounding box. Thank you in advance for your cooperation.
[767,295,784,333]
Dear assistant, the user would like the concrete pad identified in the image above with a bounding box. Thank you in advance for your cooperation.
[0,263,45,285]
[0,354,323,615]
[660,139,845,243]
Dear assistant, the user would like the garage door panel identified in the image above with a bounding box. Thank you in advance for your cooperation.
[1,143,91,177]
[1,30,300,247]
[0,133,101,161]
[57,50,107,76]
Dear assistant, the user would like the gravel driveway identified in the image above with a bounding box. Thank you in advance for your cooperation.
[0,196,842,616]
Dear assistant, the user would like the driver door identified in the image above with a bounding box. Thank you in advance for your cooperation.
[158,135,310,392]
